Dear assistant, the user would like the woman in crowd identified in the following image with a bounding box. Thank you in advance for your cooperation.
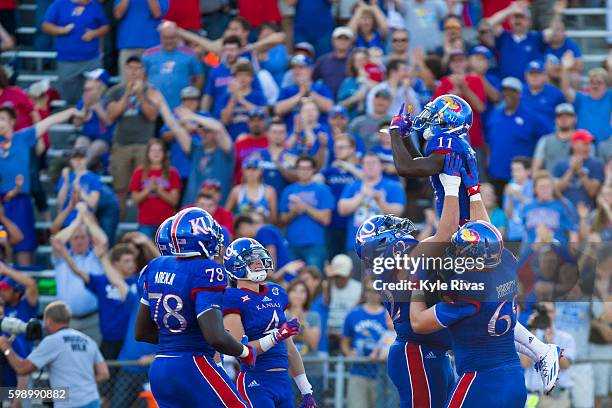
[338,48,371,119]
[347,2,388,51]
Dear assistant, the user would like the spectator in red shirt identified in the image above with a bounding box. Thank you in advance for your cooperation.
[0,67,38,130]
[434,48,486,150]
[164,0,201,31]
[233,108,269,185]
[194,189,234,238]
[238,0,281,29]
[128,139,181,238]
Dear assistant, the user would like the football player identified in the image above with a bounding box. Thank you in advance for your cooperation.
[135,207,256,408]
[222,237,316,408]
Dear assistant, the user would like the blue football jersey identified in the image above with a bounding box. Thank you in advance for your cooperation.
[381,236,452,349]
[223,283,289,372]
[140,256,228,357]
[434,249,520,374]
[424,132,475,221]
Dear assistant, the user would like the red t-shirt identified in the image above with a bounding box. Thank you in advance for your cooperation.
[36,106,50,150]
[481,0,512,30]
[233,134,269,184]
[213,207,234,238]
[0,1,16,11]
[434,76,486,149]
[0,87,34,130]
[165,0,201,30]
[238,0,281,28]
[129,167,182,226]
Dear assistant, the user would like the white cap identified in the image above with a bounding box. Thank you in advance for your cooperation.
[501,77,523,93]
[28,80,50,98]
[332,26,354,40]
[329,254,353,278]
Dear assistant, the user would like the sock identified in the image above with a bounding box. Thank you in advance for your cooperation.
[515,341,538,361]
[514,322,549,356]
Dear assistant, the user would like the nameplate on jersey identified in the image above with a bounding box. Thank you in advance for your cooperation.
[155,271,176,285]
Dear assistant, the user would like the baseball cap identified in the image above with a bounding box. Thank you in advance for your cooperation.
[330,105,348,118]
[332,26,354,39]
[555,103,575,115]
[470,45,492,60]
[70,146,87,158]
[28,80,50,99]
[328,254,353,278]
[571,129,594,144]
[180,86,201,100]
[84,68,110,86]
[546,54,560,65]
[247,108,266,118]
[374,88,392,99]
[501,77,523,93]
[448,48,466,58]
[242,157,260,169]
[290,54,313,68]
[0,277,25,294]
[200,179,221,192]
[294,42,315,58]
[526,60,544,73]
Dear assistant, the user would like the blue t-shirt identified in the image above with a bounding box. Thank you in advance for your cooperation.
[289,124,331,159]
[1,333,26,387]
[0,127,36,194]
[216,90,267,140]
[521,84,565,124]
[340,178,406,250]
[495,31,546,80]
[56,171,103,225]
[143,47,204,109]
[321,164,360,229]
[520,199,577,244]
[223,283,289,372]
[370,145,399,181]
[355,31,384,50]
[204,63,263,117]
[252,149,296,197]
[260,44,288,86]
[544,38,582,60]
[76,99,114,143]
[255,224,290,269]
[44,0,109,61]
[86,274,137,342]
[553,157,605,209]
[114,0,169,49]
[486,105,552,180]
[279,182,335,247]
[294,0,334,37]
[159,112,208,179]
[573,90,612,143]
[343,305,387,378]
[277,83,334,131]
[503,180,534,241]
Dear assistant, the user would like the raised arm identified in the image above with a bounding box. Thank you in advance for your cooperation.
[0,202,23,245]
[560,50,577,102]
[176,27,222,54]
[543,0,566,43]
[50,236,90,284]
[113,0,130,19]
[82,207,109,257]
[147,0,163,18]
[34,107,79,139]
[251,32,287,54]
[101,255,129,300]
[0,263,38,307]
[486,1,524,33]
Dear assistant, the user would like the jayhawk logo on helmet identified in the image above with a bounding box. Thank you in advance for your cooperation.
[460,229,480,243]
[441,95,462,113]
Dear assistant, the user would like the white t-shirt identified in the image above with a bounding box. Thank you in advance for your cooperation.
[27,328,104,407]
[327,279,362,335]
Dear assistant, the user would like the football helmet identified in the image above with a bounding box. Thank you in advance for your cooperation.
[450,220,503,268]
[413,94,473,140]
[224,238,274,282]
[170,207,224,258]
[154,216,174,256]
[355,215,417,264]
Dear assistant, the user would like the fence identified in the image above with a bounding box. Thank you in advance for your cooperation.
[97,356,612,408]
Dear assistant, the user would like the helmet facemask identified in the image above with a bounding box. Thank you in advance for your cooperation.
[241,248,274,282]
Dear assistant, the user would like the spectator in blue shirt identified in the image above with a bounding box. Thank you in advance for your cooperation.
[348,2,388,51]
[313,26,354,98]
[370,125,399,182]
[504,157,534,242]
[544,20,582,72]
[219,59,267,140]
[275,54,334,132]
[142,21,204,109]
[233,214,291,272]
[201,36,242,114]
[327,105,366,162]
[561,53,612,143]
[0,265,39,352]
[553,130,605,210]
[338,152,405,252]
[114,0,169,77]
[257,22,289,86]
[320,136,362,260]
[486,77,551,201]
[280,155,334,271]
[486,0,565,81]
[522,60,565,124]
[0,300,28,389]
[42,0,110,104]
[342,283,388,408]
[293,0,334,57]
[286,99,331,169]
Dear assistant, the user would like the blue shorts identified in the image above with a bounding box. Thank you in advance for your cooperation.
[149,355,248,408]
[3,194,36,252]
[236,370,294,408]
[445,365,527,408]
[387,341,455,408]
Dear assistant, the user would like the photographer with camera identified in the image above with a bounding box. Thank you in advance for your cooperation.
[0,301,109,408]
[521,302,574,408]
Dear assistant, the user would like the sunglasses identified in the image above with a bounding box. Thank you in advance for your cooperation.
[392,38,408,43]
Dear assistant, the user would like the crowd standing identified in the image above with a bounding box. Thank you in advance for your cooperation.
[0,0,609,407]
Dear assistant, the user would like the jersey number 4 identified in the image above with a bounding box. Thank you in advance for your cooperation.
[149,292,188,333]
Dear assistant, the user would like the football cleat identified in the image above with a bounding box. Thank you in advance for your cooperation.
[534,344,560,394]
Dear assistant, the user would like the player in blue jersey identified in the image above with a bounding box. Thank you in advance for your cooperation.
[135,207,257,408]
[355,214,455,408]
[154,216,174,256]
[222,237,316,408]
[389,95,478,221]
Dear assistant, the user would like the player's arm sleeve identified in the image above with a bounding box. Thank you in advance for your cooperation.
[433,299,480,328]
[221,289,242,316]
[138,265,149,305]
[26,335,62,369]
[195,290,225,318]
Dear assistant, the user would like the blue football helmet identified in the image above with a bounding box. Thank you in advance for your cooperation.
[413,94,473,139]
[450,220,503,268]
[355,215,417,264]
[155,216,174,256]
[224,238,274,282]
[170,207,224,258]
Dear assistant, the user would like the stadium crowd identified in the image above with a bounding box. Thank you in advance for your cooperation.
[0,0,610,407]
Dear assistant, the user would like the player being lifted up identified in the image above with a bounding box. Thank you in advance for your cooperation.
[135,208,256,408]
[223,237,316,408]
[389,96,560,394]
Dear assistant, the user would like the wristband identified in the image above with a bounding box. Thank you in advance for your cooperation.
[293,373,313,395]
[259,330,279,352]
[240,345,250,358]
[469,193,482,202]
[467,184,481,196]
[439,174,461,197]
